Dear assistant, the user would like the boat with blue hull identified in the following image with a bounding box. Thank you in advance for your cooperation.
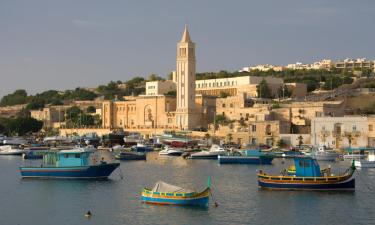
[141,179,211,206]
[218,149,274,164]
[19,146,120,179]
[258,157,355,190]
[219,155,273,164]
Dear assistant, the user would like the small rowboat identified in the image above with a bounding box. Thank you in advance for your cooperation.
[141,179,211,206]
[258,157,356,190]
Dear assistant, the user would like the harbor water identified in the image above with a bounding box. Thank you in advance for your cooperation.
[1,152,375,225]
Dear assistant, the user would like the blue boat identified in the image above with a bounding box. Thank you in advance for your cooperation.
[258,157,355,190]
[19,146,120,179]
[218,149,274,164]
[22,150,47,160]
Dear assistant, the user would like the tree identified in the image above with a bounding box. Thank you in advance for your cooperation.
[256,79,273,98]
[227,133,233,143]
[277,139,287,148]
[204,133,210,144]
[5,117,43,136]
[164,90,176,96]
[167,72,174,80]
[148,74,164,81]
[297,135,304,149]
[0,89,28,106]
[64,88,97,101]
[26,99,45,110]
[277,85,292,98]
[86,106,96,113]
[219,91,229,98]
[238,117,247,127]
[214,114,230,126]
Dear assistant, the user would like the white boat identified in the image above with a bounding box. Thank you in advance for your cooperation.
[355,150,375,168]
[311,146,340,161]
[343,154,366,160]
[0,145,28,155]
[189,145,227,159]
[159,146,183,156]
[2,137,28,145]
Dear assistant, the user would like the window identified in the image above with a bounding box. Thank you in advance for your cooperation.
[352,125,357,131]
[370,125,373,132]
[322,126,326,131]
[299,161,310,167]
[168,118,172,123]
[75,154,81,158]
[230,104,234,108]
[316,112,323,117]
[222,104,226,108]
[251,125,256,132]
[64,154,69,158]
[251,138,257,145]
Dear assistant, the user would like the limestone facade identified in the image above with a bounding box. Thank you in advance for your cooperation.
[311,116,369,149]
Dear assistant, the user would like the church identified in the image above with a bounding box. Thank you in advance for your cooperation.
[101,26,216,131]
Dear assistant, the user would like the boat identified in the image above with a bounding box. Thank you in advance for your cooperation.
[115,151,146,160]
[189,145,227,159]
[258,156,356,190]
[0,145,27,155]
[2,137,28,146]
[159,146,184,156]
[19,146,120,179]
[131,143,153,152]
[355,148,375,168]
[311,145,340,161]
[218,149,274,164]
[22,150,49,159]
[141,179,211,206]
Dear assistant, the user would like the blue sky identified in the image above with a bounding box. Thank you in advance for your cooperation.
[0,0,374,97]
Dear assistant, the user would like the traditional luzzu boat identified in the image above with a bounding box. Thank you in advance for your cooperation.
[19,146,120,179]
[258,157,356,190]
[141,178,211,206]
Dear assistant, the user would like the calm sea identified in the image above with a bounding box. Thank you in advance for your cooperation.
[1,152,374,225]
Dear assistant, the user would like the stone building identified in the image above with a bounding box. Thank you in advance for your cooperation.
[101,26,215,131]
[311,116,368,149]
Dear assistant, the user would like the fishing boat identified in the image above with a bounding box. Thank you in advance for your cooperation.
[218,149,274,164]
[189,145,227,159]
[0,145,27,155]
[159,146,184,156]
[141,179,211,206]
[131,143,153,152]
[22,149,49,159]
[258,157,355,190]
[355,148,375,168]
[311,146,340,161]
[114,151,146,160]
[19,146,120,179]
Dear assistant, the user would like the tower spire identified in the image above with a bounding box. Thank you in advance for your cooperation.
[180,25,192,43]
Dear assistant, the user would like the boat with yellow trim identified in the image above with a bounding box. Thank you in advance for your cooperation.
[141,179,211,206]
[258,157,355,190]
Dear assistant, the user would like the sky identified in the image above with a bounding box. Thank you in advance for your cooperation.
[0,0,374,98]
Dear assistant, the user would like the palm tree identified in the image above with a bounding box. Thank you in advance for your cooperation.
[204,133,211,146]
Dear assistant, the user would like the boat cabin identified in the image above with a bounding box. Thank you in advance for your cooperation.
[42,149,94,167]
[293,157,321,177]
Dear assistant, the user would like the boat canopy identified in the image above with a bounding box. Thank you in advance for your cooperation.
[152,181,193,193]
[293,157,321,177]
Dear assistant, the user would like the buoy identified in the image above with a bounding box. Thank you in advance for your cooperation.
[85,210,92,218]
[214,202,219,207]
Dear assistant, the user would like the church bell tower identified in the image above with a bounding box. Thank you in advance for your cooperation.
[175,25,199,130]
